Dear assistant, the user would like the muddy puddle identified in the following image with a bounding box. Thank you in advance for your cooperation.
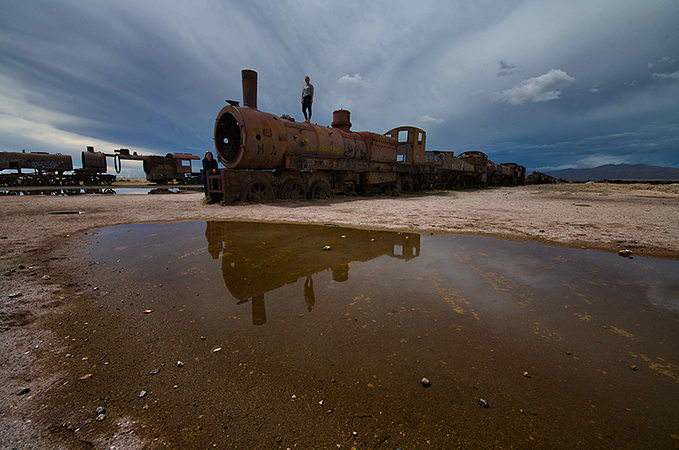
[52,221,679,448]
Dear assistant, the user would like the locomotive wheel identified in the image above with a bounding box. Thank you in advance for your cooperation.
[308,181,332,200]
[279,179,307,200]
[240,178,274,203]
[400,176,414,193]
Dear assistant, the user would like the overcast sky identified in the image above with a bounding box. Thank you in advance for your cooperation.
[1,0,678,175]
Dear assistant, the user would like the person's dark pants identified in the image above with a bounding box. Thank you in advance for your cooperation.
[201,172,208,195]
[302,96,312,120]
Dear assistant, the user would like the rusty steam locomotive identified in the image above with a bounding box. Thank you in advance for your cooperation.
[207,70,525,203]
[0,147,200,186]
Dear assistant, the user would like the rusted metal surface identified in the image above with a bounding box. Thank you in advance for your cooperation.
[384,126,427,164]
[113,150,200,184]
[242,69,258,109]
[525,171,557,184]
[0,148,115,186]
[208,69,526,203]
[214,106,378,170]
[425,151,475,172]
[80,148,107,173]
[0,151,73,173]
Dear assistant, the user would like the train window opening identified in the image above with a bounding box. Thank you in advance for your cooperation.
[181,160,191,167]
[398,130,408,143]
[396,155,405,162]
[418,132,423,144]
[393,244,403,256]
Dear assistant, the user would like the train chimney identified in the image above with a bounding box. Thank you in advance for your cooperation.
[331,109,352,132]
[242,69,258,109]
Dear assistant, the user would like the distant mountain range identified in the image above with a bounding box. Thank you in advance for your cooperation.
[545,163,679,181]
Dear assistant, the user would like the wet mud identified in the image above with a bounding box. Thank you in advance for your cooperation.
[43,221,679,448]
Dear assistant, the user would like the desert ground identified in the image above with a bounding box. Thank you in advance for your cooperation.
[1,182,678,448]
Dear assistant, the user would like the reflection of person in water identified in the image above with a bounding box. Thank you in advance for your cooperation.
[205,222,224,259]
[304,276,316,312]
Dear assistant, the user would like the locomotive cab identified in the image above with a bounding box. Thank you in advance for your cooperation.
[384,126,426,164]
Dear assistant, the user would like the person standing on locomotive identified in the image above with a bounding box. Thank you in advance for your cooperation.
[301,76,314,123]
[201,151,219,196]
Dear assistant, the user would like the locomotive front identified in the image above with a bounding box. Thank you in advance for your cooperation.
[214,70,388,171]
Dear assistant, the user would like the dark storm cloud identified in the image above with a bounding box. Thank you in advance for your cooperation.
[496,59,518,77]
[1,0,678,176]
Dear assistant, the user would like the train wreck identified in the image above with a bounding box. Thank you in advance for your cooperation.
[207,70,526,204]
[0,147,199,186]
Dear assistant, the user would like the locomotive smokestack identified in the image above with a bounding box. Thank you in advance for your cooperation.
[242,69,258,109]
[331,109,352,132]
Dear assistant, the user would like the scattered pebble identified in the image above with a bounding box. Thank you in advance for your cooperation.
[618,249,633,257]
[319,400,324,406]
[291,395,297,400]
[79,373,92,380]
[149,369,160,375]
[478,399,490,408]
[139,390,146,398]
[522,371,531,378]
[95,406,105,415]
[16,388,31,396]
[421,377,431,387]
[8,292,23,298]
[212,347,222,353]
[96,414,105,422]
[42,275,50,280]
[630,365,638,371]
[143,309,154,314]
[323,245,332,251]
[177,360,185,367]
[93,287,99,291]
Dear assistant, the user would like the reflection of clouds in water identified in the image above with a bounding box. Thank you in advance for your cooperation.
[646,284,679,313]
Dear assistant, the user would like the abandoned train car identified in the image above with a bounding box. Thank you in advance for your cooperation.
[208,70,525,204]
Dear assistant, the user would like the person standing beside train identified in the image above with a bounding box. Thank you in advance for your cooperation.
[201,151,219,196]
[301,76,314,123]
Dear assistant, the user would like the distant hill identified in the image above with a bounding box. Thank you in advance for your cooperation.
[546,163,679,181]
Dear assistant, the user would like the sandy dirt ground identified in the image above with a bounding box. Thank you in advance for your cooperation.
[1,182,678,448]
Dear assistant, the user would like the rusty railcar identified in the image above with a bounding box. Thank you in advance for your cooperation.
[112,149,200,184]
[208,70,525,203]
[0,147,115,186]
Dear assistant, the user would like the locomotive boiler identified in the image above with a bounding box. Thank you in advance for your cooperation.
[208,70,525,203]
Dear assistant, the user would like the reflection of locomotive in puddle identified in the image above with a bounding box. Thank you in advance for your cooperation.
[205,222,420,325]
